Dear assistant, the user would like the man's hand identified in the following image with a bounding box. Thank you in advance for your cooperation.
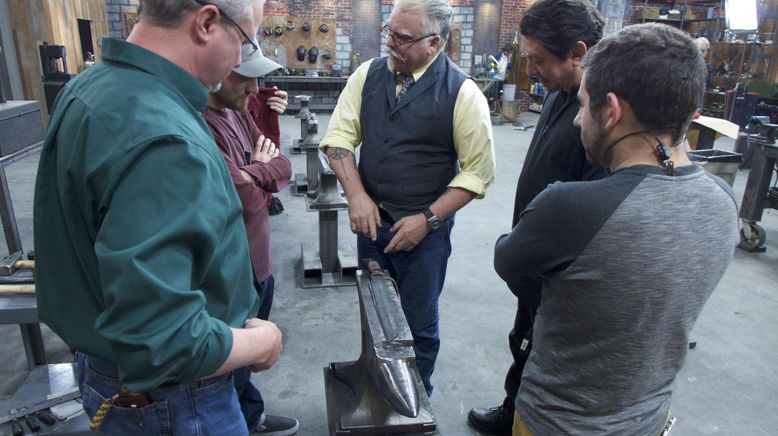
[266,87,288,114]
[243,318,283,372]
[347,191,381,241]
[252,135,279,163]
[385,213,429,253]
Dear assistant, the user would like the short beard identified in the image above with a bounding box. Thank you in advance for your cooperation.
[582,123,610,167]
[213,90,248,111]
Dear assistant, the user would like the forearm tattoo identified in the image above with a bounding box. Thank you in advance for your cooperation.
[328,147,352,181]
[328,147,349,160]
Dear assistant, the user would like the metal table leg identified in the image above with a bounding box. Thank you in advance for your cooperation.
[20,323,46,370]
[740,144,778,222]
[738,143,778,251]
[0,166,22,255]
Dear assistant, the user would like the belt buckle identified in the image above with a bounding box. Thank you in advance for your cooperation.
[113,391,151,408]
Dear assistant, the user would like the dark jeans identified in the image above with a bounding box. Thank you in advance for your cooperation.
[236,274,275,428]
[77,353,247,435]
[503,277,542,411]
[357,216,453,396]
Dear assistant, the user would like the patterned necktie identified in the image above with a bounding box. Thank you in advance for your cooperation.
[396,73,415,104]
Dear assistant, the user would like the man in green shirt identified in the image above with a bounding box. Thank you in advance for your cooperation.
[33,1,281,434]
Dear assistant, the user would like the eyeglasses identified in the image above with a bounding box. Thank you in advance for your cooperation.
[381,25,437,48]
[193,0,258,55]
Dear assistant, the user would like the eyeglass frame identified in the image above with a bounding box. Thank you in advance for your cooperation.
[192,0,259,55]
[381,24,438,48]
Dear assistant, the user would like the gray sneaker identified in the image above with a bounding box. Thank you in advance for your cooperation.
[251,413,300,436]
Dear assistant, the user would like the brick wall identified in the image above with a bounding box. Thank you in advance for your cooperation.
[452,6,475,70]
[264,0,353,72]
[103,0,527,85]
[499,0,532,49]
[264,0,291,16]
[106,0,139,38]
[381,2,475,70]
[101,0,634,114]
[335,1,353,72]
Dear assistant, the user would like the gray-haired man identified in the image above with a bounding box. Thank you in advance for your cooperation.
[34,1,282,434]
[320,0,495,396]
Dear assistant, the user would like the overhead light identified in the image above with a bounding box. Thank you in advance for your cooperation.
[726,0,758,31]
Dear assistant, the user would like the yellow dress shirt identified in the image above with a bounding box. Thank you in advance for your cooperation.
[320,53,496,198]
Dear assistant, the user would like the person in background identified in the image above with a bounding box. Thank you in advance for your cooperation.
[33,0,283,434]
[493,44,513,82]
[320,0,495,397]
[486,43,513,102]
[500,23,738,434]
[205,40,298,435]
[467,1,606,434]
[694,36,714,89]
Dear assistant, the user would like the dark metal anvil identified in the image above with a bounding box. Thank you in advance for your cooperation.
[324,260,436,435]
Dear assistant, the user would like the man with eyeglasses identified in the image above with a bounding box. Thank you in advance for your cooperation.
[321,0,495,397]
[33,1,283,434]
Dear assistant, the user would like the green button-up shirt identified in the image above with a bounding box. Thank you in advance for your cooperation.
[33,38,258,392]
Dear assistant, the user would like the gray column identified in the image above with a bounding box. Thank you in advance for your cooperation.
[473,0,501,60]
[594,0,629,36]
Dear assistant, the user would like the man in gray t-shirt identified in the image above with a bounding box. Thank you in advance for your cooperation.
[496,24,739,435]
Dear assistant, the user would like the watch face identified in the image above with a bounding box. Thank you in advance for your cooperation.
[427,216,441,230]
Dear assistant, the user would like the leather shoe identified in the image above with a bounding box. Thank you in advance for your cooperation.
[467,405,513,435]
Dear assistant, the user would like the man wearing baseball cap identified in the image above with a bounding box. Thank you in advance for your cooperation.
[205,39,298,435]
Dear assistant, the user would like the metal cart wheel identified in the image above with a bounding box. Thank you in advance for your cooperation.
[738,222,767,252]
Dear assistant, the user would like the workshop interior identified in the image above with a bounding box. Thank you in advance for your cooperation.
[0,0,777,434]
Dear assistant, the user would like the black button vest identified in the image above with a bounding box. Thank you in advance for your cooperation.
[358,55,468,220]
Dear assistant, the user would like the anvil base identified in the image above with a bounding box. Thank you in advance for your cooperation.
[324,362,436,435]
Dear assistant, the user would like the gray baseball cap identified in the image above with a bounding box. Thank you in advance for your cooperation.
[233,39,283,78]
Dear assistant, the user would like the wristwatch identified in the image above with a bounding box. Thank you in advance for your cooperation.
[423,208,441,230]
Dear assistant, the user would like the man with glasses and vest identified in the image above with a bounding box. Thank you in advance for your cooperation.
[33,0,284,434]
[320,0,495,397]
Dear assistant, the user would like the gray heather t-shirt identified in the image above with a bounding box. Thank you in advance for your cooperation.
[495,164,739,435]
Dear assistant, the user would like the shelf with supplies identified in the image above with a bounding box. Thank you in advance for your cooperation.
[710,41,778,87]
[640,17,720,23]
[528,103,543,114]
[528,80,545,113]
[635,0,778,111]
[632,0,726,40]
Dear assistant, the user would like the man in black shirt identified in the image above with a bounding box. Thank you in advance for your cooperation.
[468,1,606,434]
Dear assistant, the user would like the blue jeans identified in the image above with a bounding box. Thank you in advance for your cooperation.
[357,216,453,396]
[76,353,247,435]
[236,274,275,428]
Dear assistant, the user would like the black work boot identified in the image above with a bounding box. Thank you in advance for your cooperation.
[467,404,514,435]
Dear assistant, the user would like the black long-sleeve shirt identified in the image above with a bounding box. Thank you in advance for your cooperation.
[512,86,605,227]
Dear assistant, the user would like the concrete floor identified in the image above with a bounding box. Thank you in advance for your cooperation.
[0,112,776,435]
